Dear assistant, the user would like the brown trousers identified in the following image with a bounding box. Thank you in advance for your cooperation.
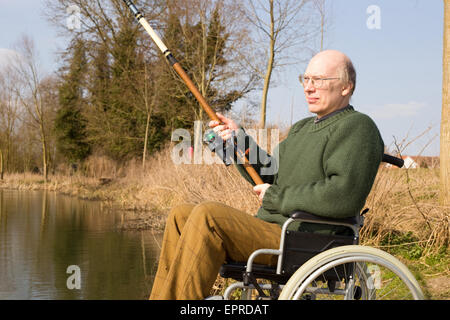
[149,201,282,300]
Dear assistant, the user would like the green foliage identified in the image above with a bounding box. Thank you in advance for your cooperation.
[55,38,91,164]
[54,107,90,163]
[90,43,110,113]
[381,231,424,260]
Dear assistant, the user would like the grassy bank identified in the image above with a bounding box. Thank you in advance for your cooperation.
[0,147,448,299]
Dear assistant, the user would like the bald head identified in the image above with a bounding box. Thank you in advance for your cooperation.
[309,50,356,95]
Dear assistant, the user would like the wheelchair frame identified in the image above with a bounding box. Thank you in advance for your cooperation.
[221,210,364,300]
[221,209,424,300]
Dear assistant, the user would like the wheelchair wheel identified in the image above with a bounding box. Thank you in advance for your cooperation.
[279,245,424,300]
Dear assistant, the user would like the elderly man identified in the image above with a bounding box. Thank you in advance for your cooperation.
[149,50,384,300]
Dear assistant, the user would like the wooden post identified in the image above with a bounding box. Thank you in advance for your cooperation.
[440,0,450,205]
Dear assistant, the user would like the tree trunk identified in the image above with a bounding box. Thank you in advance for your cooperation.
[0,149,3,180]
[143,65,151,170]
[39,118,48,182]
[441,0,450,206]
[143,111,150,169]
[320,12,324,51]
[41,136,48,182]
[259,0,275,129]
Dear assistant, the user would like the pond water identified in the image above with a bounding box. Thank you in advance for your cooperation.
[0,189,162,300]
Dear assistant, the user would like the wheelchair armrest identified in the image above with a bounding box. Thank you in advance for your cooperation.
[289,210,359,228]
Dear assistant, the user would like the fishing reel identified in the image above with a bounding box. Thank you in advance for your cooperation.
[203,129,248,166]
[203,129,239,166]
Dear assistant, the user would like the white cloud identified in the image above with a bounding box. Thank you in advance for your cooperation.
[367,101,427,120]
[0,48,21,70]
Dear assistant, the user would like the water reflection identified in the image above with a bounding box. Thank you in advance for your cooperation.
[0,189,161,300]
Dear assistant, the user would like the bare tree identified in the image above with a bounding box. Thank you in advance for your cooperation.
[0,68,22,178]
[441,0,450,206]
[10,35,51,181]
[135,62,158,169]
[312,0,332,51]
[142,64,152,168]
[242,0,320,128]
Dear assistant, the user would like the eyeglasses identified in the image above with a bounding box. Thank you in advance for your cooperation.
[299,74,341,89]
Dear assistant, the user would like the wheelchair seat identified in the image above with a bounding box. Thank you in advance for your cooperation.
[290,211,360,226]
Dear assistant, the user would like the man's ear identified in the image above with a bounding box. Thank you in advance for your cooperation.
[341,83,353,97]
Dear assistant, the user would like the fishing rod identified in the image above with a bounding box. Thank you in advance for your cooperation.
[123,0,264,185]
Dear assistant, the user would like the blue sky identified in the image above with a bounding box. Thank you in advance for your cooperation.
[0,0,444,156]
[0,0,63,70]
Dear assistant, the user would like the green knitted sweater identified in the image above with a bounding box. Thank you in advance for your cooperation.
[236,106,384,231]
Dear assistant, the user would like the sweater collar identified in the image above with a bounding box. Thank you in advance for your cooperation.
[290,105,356,134]
[310,105,355,131]
[314,104,353,124]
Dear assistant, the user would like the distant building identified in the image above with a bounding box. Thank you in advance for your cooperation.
[402,156,418,169]
[384,155,440,169]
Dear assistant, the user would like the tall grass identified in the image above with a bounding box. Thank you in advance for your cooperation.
[362,165,449,253]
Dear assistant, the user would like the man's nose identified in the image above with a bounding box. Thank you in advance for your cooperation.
[304,80,315,92]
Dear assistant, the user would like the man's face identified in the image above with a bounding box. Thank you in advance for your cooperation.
[303,52,351,118]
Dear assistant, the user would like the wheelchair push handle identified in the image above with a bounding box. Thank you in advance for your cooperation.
[382,153,404,168]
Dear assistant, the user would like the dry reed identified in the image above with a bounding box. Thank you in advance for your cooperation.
[362,165,449,253]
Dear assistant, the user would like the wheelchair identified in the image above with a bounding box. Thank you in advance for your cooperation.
[219,154,425,300]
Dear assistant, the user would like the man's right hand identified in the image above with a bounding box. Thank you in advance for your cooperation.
[208,113,239,141]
